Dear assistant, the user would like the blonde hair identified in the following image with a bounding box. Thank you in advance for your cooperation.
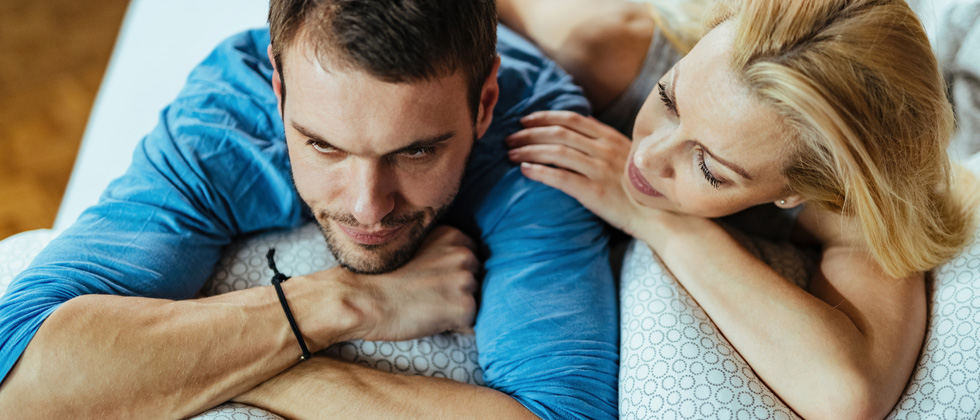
[705,0,978,278]
[642,0,716,53]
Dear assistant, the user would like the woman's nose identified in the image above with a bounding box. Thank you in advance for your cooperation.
[633,135,674,179]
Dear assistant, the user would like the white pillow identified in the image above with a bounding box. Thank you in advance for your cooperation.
[0,230,60,294]
[619,157,980,419]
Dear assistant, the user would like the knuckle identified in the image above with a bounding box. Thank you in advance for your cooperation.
[458,294,477,317]
[544,125,566,138]
[555,145,572,158]
[446,245,477,265]
[552,168,570,181]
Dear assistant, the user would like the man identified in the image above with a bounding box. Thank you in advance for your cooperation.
[0,1,618,418]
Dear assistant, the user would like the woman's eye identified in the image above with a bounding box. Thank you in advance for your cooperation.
[658,82,677,115]
[697,149,723,189]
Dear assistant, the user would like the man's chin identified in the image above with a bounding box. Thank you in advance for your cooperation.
[320,220,427,275]
[334,245,415,275]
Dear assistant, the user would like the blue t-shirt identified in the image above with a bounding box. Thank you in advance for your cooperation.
[0,27,618,419]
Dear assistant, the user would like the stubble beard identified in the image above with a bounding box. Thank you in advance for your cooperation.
[317,204,449,275]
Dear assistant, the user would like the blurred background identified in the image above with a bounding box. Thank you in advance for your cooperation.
[0,0,130,240]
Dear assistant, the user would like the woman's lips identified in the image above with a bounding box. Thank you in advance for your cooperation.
[336,223,406,246]
[627,157,664,198]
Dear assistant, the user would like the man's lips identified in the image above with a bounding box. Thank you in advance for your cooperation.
[627,157,664,198]
[336,223,406,246]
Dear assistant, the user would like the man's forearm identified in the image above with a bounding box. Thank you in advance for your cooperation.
[0,275,356,419]
[234,355,538,420]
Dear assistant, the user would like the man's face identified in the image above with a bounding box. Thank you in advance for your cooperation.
[271,43,495,274]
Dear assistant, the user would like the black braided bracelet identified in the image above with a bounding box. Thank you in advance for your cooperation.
[266,248,313,361]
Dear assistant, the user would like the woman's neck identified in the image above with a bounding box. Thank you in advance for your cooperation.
[793,205,864,249]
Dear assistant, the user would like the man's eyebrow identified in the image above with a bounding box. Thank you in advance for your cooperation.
[291,121,455,155]
[292,121,341,149]
[699,142,754,181]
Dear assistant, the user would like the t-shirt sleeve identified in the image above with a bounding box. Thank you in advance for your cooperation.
[468,26,618,420]
[0,62,299,382]
[474,171,619,420]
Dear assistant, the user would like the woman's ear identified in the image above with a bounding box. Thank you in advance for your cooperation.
[775,194,805,208]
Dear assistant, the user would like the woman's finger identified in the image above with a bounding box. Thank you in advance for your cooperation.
[508,144,603,179]
[519,162,599,206]
[521,110,629,141]
[506,125,596,154]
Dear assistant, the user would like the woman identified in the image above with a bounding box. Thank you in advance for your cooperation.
[501,0,978,418]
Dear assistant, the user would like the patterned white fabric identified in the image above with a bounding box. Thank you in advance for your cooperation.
[619,155,980,419]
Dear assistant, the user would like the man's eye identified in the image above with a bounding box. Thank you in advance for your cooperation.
[399,146,435,158]
[307,140,337,154]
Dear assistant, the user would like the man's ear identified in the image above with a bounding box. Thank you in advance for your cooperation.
[475,56,501,139]
[268,44,284,116]
[775,194,805,209]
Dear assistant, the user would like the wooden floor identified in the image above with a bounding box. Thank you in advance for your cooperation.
[0,0,130,240]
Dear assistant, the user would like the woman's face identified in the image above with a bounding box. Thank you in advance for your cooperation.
[628,22,799,218]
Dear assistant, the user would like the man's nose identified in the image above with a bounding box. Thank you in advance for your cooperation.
[634,134,674,179]
[349,160,395,226]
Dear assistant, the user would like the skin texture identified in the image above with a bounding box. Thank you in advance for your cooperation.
[506,21,926,420]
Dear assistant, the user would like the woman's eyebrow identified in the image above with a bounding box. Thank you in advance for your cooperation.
[699,142,754,180]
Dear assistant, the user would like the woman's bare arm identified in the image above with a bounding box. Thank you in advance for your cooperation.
[498,0,654,110]
[635,208,926,420]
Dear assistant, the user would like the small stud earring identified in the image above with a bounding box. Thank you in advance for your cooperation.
[779,200,786,205]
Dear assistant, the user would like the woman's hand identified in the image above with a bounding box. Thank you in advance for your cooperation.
[506,110,658,237]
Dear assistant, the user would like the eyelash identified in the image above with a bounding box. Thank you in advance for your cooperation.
[398,146,436,160]
[697,149,722,188]
[658,82,677,115]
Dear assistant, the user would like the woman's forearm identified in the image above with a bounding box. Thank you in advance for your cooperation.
[638,217,900,419]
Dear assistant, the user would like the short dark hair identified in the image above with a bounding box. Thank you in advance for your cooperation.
[269,0,498,121]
